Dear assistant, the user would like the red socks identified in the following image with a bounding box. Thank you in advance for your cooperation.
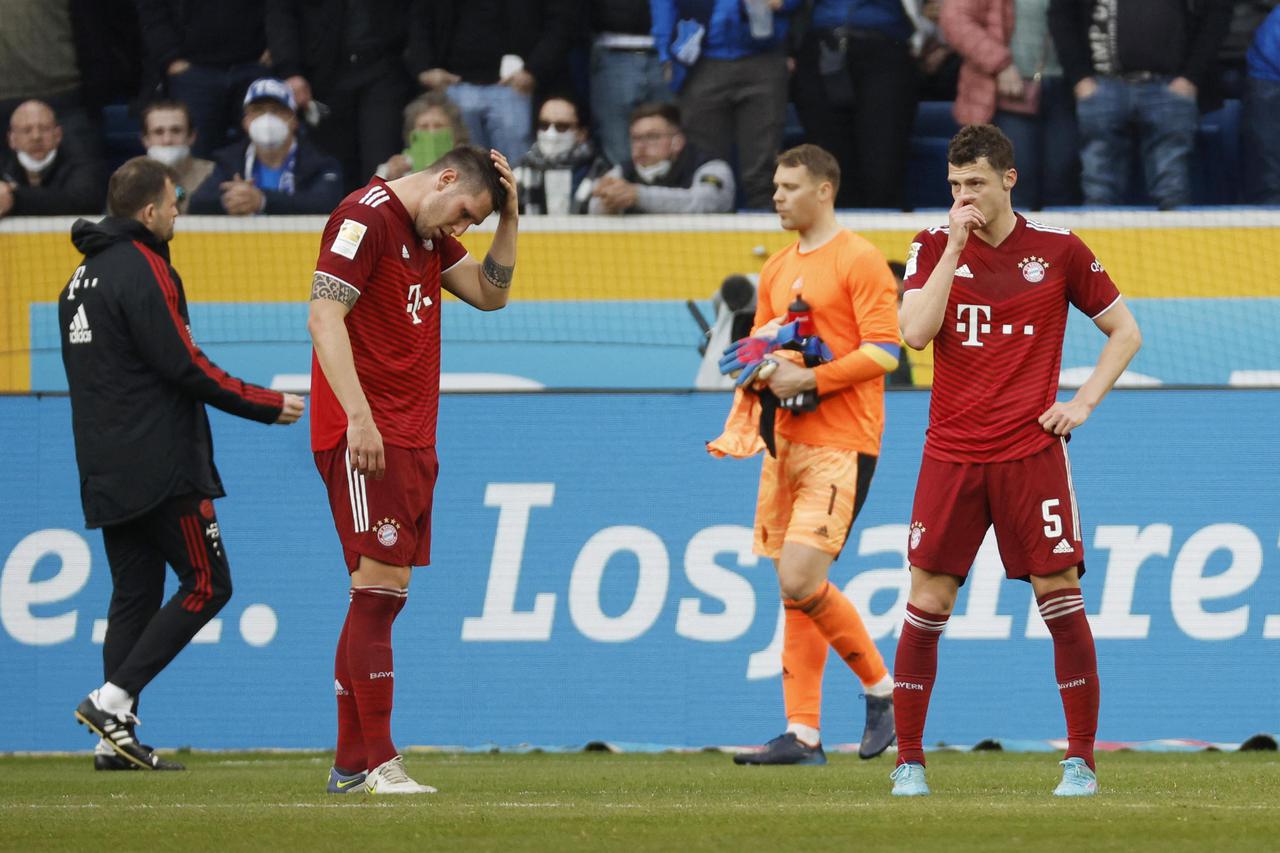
[1038,588,1099,770]
[340,586,407,772]
[333,609,365,774]
[891,589,1099,771]
[893,603,949,766]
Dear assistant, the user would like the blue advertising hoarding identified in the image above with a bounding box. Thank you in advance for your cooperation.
[0,391,1276,752]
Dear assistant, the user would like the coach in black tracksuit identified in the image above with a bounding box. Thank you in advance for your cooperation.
[62,156,304,771]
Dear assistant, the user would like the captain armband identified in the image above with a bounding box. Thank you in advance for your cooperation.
[862,341,901,372]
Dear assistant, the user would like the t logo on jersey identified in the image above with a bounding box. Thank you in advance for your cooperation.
[405,283,433,325]
[956,303,1035,347]
[65,265,99,301]
[956,304,991,347]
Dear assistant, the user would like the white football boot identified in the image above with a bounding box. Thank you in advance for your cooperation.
[364,755,437,794]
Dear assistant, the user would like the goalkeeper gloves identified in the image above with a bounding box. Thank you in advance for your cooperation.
[719,321,836,387]
[719,333,779,386]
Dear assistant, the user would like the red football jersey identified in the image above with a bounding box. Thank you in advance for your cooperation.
[903,214,1121,462]
[310,179,468,451]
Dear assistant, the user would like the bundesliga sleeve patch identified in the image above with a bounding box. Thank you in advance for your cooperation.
[905,241,922,279]
[330,219,368,260]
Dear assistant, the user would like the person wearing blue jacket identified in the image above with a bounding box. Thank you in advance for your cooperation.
[651,0,802,208]
[1245,8,1280,203]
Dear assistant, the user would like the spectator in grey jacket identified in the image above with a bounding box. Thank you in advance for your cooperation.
[0,99,106,217]
[589,102,734,214]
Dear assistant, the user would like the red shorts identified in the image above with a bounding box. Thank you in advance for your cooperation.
[907,438,1085,583]
[314,442,439,572]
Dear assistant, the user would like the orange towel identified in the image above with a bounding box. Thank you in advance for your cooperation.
[706,350,804,459]
[706,387,766,459]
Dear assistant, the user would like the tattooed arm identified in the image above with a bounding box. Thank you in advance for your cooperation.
[306,271,385,478]
[442,150,518,311]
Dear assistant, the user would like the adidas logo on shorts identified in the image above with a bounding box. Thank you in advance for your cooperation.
[1053,538,1074,554]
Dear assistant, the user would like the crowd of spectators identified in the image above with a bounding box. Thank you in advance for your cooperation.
[0,0,1276,220]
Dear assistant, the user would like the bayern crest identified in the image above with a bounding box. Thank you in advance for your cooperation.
[909,521,926,550]
[375,517,401,547]
[1019,256,1049,283]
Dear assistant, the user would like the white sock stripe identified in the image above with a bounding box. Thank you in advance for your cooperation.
[1041,603,1086,621]
[904,611,947,632]
[1038,594,1084,614]
[1040,599,1086,620]
[1038,593,1083,609]
[352,585,408,597]
[905,609,949,626]
[905,613,948,629]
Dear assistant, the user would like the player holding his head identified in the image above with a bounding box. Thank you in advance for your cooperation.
[891,125,1142,797]
[308,145,518,794]
[723,145,902,765]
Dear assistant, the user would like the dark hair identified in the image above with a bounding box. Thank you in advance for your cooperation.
[140,99,193,134]
[776,144,841,195]
[888,260,907,280]
[107,156,177,217]
[427,144,507,212]
[628,102,681,130]
[536,93,584,126]
[948,124,1015,173]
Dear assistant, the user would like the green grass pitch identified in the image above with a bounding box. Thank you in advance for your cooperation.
[2,751,1276,852]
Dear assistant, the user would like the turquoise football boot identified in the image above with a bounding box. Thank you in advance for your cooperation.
[890,762,930,796]
[1053,757,1098,797]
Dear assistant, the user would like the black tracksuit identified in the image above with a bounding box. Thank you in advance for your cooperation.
[59,216,283,697]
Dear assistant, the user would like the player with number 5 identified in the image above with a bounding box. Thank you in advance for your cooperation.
[891,125,1142,798]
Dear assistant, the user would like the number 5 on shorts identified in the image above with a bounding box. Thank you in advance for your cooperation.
[1041,498,1063,538]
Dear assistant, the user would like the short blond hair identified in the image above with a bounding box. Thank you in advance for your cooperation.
[776,144,840,195]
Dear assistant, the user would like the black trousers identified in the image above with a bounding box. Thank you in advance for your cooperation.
[311,61,414,193]
[100,494,232,697]
[792,29,918,209]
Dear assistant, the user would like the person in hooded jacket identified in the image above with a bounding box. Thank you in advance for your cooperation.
[63,156,304,771]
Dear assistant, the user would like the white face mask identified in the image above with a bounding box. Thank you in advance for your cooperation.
[535,127,576,159]
[248,113,291,149]
[17,148,57,173]
[634,158,672,183]
[147,144,190,167]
